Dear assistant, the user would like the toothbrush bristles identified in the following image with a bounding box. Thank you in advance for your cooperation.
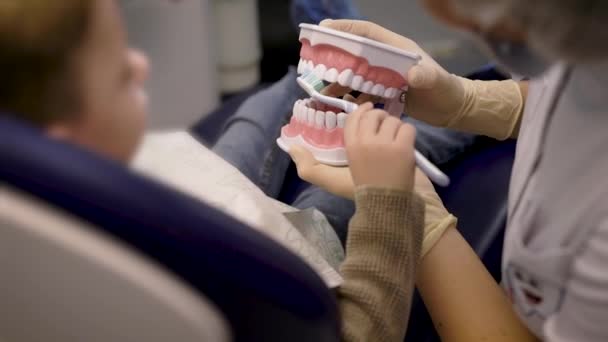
[301,71,326,93]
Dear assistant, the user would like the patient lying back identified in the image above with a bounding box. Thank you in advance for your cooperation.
[0,1,427,341]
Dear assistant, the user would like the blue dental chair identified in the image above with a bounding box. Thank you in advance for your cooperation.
[0,116,341,341]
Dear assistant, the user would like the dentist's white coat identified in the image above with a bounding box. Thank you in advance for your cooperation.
[503,61,608,340]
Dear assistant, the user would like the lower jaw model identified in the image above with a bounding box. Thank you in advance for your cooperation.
[278,24,419,166]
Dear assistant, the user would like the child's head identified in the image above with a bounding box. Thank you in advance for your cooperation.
[0,0,149,162]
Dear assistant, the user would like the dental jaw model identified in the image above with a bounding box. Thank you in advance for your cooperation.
[277,23,421,166]
[278,24,451,186]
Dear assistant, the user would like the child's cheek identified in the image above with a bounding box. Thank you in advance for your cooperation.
[133,85,149,111]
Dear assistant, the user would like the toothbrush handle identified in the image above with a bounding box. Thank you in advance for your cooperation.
[414,150,450,187]
[344,101,359,114]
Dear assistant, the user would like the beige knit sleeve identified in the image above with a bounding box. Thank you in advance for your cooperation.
[338,186,425,342]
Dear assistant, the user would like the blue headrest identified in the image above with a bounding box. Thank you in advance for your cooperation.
[0,116,340,342]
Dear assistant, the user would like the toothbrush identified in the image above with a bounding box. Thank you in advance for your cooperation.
[297,71,450,187]
[296,72,360,114]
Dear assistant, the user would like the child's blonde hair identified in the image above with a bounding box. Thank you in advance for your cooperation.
[0,1,94,125]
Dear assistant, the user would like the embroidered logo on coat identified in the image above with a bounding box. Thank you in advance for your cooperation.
[504,263,565,319]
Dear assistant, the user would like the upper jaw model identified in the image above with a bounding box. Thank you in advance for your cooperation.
[278,24,421,166]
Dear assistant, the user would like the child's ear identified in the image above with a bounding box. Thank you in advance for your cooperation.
[46,121,75,142]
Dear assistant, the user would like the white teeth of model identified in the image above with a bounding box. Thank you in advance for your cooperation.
[324,68,339,83]
[301,100,310,115]
[307,108,316,125]
[294,102,300,121]
[306,61,315,73]
[361,81,374,94]
[325,111,337,129]
[351,75,364,91]
[300,60,308,73]
[303,105,309,122]
[313,64,327,80]
[384,88,398,98]
[371,84,385,97]
[297,59,304,74]
[315,111,325,128]
[293,101,301,120]
[298,101,306,121]
[337,113,348,128]
[337,69,354,87]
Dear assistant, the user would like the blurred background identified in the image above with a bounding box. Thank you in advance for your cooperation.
[120,0,488,130]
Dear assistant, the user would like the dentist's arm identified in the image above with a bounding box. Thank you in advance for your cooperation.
[290,148,536,341]
[410,172,537,341]
[417,228,537,342]
[321,19,528,140]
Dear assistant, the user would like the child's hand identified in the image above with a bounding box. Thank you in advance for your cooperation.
[289,147,356,200]
[345,102,416,192]
[289,102,416,197]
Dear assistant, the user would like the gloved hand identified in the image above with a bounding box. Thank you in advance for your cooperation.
[412,168,457,257]
[290,102,416,194]
[320,19,524,140]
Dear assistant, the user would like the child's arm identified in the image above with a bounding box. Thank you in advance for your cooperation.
[338,187,424,342]
[291,102,422,341]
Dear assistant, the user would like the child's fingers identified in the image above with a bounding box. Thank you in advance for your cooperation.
[377,116,403,142]
[344,102,373,145]
[289,145,318,167]
[289,146,354,199]
[358,109,389,140]
[396,123,416,146]
[289,146,323,183]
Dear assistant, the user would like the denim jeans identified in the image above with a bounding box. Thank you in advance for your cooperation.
[212,68,476,242]
[290,0,363,28]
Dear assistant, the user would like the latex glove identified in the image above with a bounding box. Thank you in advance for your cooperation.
[290,102,416,194]
[320,19,524,140]
[413,168,457,257]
